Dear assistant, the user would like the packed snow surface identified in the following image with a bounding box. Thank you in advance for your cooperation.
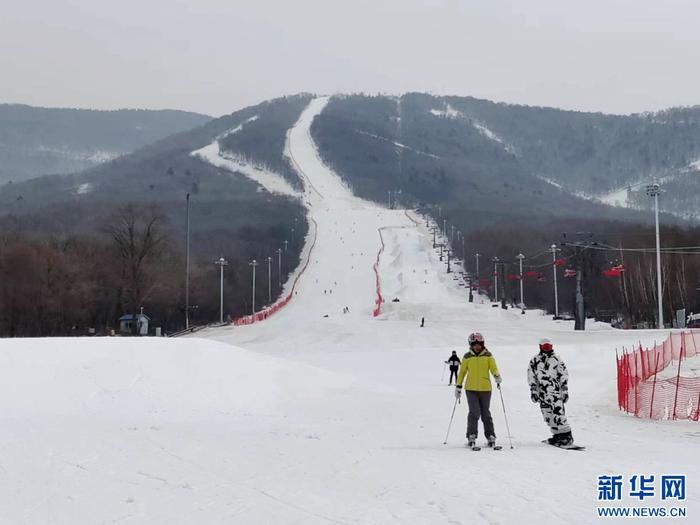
[2,97,698,524]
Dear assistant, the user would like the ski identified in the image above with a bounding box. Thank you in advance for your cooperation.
[491,445,503,450]
[466,442,481,451]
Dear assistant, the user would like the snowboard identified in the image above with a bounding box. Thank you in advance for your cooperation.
[542,439,585,451]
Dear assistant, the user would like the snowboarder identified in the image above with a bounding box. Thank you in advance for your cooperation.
[445,351,460,385]
[528,338,574,446]
[455,332,502,448]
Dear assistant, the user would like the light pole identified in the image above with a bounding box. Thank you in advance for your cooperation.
[551,244,560,319]
[516,253,525,314]
[249,259,258,314]
[214,257,228,324]
[475,253,481,291]
[451,225,455,246]
[432,227,437,248]
[443,218,447,238]
[267,256,272,303]
[492,256,499,303]
[291,227,295,248]
[446,250,451,273]
[185,193,190,329]
[277,248,282,289]
[284,240,288,253]
[647,183,663,329]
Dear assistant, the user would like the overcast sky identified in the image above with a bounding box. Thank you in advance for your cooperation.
[2,0,699,117]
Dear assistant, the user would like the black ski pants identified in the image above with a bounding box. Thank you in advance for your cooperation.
[449,367,458,384]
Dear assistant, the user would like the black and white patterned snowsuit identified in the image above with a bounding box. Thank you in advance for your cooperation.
[527,351,570,435]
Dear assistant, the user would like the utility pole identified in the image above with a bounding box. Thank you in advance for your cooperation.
[551,244,560,319]
[446,250,451,273]
[267,256,272,303]
[249,259,258,314]
[492,256,499,303]
[574,245,585,330]
[277,248,282,289]
[214,257,228,324]
[647,183,663,329]
[432,227,437,248]
[185,193,190,329]
[516,253,525,314]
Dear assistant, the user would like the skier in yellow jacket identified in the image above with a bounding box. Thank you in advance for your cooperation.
[454,332,502,447]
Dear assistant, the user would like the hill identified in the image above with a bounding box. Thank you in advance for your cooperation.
[0,104,212,184]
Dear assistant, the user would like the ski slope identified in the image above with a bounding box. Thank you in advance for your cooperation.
[1,96,698,524]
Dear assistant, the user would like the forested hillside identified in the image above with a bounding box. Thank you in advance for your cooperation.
[0,104,212,184]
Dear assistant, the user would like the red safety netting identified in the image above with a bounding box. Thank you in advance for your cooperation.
[232,218,318,326]
[617,330,700,421]
[373,227,386,317]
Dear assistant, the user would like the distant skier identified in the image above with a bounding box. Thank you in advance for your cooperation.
[455,332,502,448]
[528,338,574,447]
[445,351,460,385]
[420,317,425,327]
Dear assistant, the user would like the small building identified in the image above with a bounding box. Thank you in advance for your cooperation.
[119,314,150,336]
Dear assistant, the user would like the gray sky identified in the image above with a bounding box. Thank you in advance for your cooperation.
[2,0,699,117]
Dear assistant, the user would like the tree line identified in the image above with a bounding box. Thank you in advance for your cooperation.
[0,203,305,337]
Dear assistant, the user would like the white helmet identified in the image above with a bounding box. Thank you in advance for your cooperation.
[468,332,485,345]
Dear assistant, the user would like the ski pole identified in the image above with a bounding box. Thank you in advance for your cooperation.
[441,362,447,382]
[443,397,459,444]
[497,385,514,449]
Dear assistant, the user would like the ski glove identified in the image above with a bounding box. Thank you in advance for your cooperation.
[455,386,462,400]
[494,375,502,385]
[530,391,540,404]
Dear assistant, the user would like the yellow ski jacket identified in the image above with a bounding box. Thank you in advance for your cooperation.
[456,348,501,392]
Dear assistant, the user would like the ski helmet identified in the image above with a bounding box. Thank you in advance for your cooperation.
[468,332,485,345]
[539,337,553,351]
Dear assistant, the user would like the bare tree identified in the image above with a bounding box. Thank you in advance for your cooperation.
[105,204,166,334]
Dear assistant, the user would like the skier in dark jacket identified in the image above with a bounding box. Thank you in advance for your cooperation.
[528,338,574,446]
[445,351,460,385]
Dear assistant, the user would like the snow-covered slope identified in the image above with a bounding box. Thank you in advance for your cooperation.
[2,97,698,524]
[191,115,299,198]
